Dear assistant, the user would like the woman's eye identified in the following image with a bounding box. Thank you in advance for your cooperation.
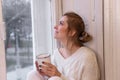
[59,21,63,25]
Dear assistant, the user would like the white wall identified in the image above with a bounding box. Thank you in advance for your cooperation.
[62,0,104,80]
[104,0,120,80]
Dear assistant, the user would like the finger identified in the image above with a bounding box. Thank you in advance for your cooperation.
[40,65,57,77]
[40,65,51,71]
[40,65,61,77]
[42,69,59,77]
[35,61,39,71]
[41,62,57,73]
[39,69,46,76]
[35,61,38,67]
[42,61,54,68]
[40,68,52,77]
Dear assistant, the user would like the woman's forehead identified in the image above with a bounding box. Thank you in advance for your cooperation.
[59,16,68,22]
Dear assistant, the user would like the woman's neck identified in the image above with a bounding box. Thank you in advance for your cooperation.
[60,43,80,59]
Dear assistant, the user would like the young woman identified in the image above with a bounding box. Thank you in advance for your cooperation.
[27,12,100,80]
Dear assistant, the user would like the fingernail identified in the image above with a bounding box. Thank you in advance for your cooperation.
[39,65,42,67]
[42,61,44,64]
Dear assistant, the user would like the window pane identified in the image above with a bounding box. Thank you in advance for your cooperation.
[2,0,33,80]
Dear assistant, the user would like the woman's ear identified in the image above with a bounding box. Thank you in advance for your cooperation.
[68,30,76,37]
[71,30,76,36]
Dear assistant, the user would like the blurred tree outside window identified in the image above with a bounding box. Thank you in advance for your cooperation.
[2,0,33,80]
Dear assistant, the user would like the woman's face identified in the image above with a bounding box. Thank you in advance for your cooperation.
[54,16,69,41]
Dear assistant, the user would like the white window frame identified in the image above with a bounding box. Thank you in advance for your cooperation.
[0,0,6,79]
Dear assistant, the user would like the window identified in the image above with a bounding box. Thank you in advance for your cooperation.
[0,0,62,80]
[2,0,33,80]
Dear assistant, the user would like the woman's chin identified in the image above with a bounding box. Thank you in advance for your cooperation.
[54,36,59,40]
[54,36,57,39]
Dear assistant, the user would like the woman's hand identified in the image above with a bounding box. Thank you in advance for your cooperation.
[35,61,45,76]
[36,61,61,77]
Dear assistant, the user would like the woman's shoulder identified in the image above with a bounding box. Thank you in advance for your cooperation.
[80,46,96,55]
[80,46,97,62]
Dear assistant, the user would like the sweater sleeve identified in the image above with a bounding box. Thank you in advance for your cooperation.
[48,74,75,80]
[48,74,79,80]
[81,55,100,80]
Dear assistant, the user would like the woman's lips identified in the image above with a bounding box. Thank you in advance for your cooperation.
[54,31,58,33]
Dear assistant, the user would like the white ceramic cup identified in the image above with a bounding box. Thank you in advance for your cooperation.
[36,53,51,68]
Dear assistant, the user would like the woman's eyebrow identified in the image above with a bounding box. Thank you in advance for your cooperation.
[59,20,64,24]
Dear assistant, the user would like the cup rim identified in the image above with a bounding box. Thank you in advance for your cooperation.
[36,53,50,59]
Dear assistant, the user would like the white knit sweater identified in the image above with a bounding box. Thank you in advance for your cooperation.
[27,47,100,80]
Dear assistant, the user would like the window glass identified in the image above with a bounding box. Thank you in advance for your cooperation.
[2,0,33,80]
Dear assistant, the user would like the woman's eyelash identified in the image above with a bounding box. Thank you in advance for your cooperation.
[59,21,63,25]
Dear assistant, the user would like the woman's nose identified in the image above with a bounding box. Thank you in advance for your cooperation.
[54,25,58,29]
